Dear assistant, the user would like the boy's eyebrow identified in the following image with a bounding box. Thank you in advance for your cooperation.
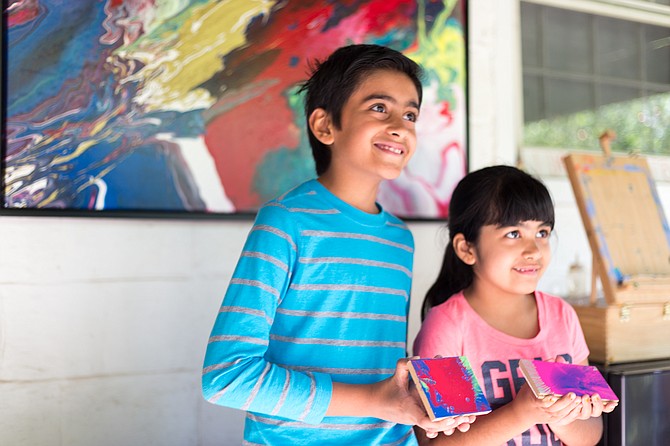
[361,93,420,110]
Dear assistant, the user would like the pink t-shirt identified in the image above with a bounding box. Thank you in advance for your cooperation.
[413,290,589,446]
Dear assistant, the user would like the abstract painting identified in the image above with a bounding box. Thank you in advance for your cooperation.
[2,0,467,218]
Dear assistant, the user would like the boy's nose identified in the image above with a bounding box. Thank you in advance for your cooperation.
[386,116,407,138]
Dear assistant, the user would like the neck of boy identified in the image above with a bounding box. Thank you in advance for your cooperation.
[317,174,381,214]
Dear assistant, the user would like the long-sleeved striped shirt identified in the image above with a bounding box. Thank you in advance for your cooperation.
[202,179,418,445]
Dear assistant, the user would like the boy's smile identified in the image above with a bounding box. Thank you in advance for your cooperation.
[314,69,420,199]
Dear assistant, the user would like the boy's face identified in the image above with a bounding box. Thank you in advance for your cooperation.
[322,69,420,183]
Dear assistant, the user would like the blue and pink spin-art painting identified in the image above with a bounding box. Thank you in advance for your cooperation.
[3,0,467,217]
[410,357,491,419]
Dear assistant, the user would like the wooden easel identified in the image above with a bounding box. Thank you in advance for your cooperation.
[563,131,670,364]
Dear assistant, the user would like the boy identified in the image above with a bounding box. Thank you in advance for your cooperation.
[202,44,472,445]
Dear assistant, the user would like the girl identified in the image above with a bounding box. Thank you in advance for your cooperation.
[413,165,617,445]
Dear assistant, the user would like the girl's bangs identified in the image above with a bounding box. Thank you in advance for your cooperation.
[487,184,555,228]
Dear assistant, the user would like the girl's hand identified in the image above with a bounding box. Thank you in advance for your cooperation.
[543,355,618,422]
[553,393,618,423]
[602,398,619,414]
[512,383,582,427]
[371,358,476,437]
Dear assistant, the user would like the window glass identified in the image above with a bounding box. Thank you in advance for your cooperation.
[523,74,543,122]
[647,25,670,84]
[544,8,593,74]
[521,2,670,155]
[545,78,593,117]
[595,17,640,81]
[521,3,541,68]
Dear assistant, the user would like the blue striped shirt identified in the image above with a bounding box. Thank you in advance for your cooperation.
[202,179,417,445]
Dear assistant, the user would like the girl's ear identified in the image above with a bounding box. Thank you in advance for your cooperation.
[453,233,476,265]
[308,108,335,145]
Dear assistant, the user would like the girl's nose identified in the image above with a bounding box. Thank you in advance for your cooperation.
[524,240,542,260]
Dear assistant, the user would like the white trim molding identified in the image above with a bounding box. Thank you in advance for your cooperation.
[522,0,670,27]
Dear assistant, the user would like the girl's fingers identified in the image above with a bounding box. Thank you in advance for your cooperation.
[456,422,471,433]
[544,392,576,412]
[589,395,603,418]
[603,401,618,413]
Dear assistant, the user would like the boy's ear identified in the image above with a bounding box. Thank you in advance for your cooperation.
[453,233,476,265]
[308,108,335,145]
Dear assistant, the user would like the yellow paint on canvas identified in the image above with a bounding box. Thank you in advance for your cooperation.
[411,0,465,88]
[116,0,275,112]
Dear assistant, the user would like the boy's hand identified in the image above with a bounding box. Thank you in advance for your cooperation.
[371,358,476,436]
[423,415,476,438]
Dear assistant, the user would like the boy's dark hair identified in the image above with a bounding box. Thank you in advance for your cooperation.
[299,44,424,176]
[421,165,555,318]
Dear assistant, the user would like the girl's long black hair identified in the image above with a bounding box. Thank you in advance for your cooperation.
[421,165,555,319]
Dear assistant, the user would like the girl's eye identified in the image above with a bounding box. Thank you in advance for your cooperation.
[505,230,520,239]
[537,229,551,238]
[404,111,417,122]
[371,104,386,113]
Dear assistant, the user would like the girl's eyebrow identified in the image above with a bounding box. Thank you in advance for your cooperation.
[519,220,553,228]
[496,220,552,228]
[361,93,420,110]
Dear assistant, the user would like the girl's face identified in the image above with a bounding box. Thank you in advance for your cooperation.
[470,220,552,298]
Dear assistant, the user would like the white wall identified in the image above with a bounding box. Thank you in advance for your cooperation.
[1,1,663,445]
[0,217,251,445]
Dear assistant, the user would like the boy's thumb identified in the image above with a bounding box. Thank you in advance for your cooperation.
[397,356,420,381]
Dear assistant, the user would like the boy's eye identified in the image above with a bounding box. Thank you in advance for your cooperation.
[404,111,417,122]
[371,104,386,113]
[505,230,520,239]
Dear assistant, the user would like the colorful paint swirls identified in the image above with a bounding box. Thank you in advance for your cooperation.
[4,0,466,216]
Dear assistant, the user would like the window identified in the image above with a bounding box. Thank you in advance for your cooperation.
[521,1,670,156]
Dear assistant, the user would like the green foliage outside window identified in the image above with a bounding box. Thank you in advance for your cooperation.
[524,90,670,155]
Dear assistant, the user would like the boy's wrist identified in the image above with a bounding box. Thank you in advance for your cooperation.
[328,381,383,418]
[366,379,387,419]
[367,376,409,422]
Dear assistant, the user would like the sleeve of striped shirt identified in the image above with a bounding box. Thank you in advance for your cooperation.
[202,202,333,424]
